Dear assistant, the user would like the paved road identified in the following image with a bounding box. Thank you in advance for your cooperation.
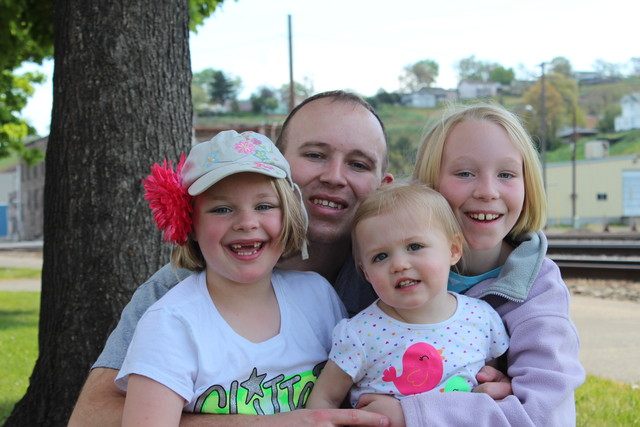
[0,252,638,386]
[570,295,639,386]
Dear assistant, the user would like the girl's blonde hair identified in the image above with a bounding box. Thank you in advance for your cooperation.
[351,181,464,264]
[171,177,308,271]
[412,103,547,239]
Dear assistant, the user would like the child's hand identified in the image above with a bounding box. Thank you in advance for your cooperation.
[356,394,405,427]
[474,365,513,400]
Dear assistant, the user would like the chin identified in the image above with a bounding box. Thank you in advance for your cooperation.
[308,228,349,245]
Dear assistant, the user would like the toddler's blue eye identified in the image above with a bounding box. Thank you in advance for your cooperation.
[373,253,388,263]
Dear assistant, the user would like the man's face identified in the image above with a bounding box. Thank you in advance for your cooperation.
[282,98,393,245]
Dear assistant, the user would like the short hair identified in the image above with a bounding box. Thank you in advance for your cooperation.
[351,181,463,264]
[412,103,546,238]
[171,177,308,271]
[276,90,390,173]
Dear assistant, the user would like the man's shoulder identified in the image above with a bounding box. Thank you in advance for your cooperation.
[134,263,192,301]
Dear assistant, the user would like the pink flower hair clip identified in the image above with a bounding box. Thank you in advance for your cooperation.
[142,153,193,245]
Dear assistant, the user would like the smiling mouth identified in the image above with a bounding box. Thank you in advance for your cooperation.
[229,242,263,256]
[468,213,500,221]
[312,198,345,210]
[397,279,419,289]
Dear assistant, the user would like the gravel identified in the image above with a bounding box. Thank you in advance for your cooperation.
[566,279,640,303]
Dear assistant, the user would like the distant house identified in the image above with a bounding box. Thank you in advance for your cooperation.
[8,137,47,241]
[574,71,620,86]
[401,87,456,108]
[401,88,437,108]
[614,93,640,132]
[0,166,17,239]
[457,81,501,99]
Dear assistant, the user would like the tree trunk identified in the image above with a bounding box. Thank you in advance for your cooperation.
[5,0,192,425]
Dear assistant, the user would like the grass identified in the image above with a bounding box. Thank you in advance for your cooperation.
[0,291,40,424]
[576,376,640,426]
[0,268,41,280]
[0,290,638,425]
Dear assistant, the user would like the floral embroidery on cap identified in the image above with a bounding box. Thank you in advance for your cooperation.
[234,139,256,154]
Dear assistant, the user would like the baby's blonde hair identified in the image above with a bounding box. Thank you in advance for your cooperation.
[351,182,464,265]
[412,103,546,238]
[171,177,308,271]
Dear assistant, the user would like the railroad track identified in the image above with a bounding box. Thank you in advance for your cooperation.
[546,237,640,281]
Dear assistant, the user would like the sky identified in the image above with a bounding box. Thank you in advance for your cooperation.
[18,0,637,136]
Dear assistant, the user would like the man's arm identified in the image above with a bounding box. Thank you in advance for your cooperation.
[68,368,389,427]
[68,368,124,427]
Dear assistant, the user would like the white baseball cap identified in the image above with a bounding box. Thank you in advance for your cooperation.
[181,130,292,195]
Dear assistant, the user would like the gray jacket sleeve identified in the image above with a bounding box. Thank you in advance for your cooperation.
[92,263,191,370]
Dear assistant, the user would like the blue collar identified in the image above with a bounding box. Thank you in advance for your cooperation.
[448,266,503,294]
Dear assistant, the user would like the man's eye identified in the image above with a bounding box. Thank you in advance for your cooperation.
[350,161,369,171]
[304,152,324,160]
[408,243,423,251]
[372,253,388,263]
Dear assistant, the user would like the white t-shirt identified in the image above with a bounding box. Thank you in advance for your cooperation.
[116,268,346,415]
[330,292,509,406]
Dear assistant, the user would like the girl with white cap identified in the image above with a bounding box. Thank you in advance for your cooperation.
[116,130,346,426]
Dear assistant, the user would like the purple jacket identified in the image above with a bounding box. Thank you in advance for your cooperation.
[400,231,586,426]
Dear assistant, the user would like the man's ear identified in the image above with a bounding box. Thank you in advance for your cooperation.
[450,234,464,265]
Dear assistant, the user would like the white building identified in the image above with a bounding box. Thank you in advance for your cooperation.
[614,93,640,132]
[457,81,501,99]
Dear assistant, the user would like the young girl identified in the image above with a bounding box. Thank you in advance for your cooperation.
[392,104,584,426]
[307,183,509,409]
[115,130,346,426]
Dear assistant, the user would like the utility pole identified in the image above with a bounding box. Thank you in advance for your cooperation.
[539,62,547,191]
[571,106,578,228]
[288,14,294,113]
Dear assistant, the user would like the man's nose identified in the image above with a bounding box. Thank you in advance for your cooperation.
[319,158,347,186]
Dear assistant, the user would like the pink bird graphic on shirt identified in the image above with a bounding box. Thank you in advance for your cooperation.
[382,342,444,395]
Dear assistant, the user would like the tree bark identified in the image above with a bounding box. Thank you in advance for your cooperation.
[5,0,192,425]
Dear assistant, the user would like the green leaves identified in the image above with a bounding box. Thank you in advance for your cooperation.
[0,69,45,164]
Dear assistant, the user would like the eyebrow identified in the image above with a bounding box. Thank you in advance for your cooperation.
[298,141,380,167]
[206,191,278,202]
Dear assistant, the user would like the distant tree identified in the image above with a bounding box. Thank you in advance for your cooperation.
[0,69,46,163]
[455,55,498,82]
[399,59,439,92]
[0,0,53,160]
[550,56,574,78]
[191,83,209,111]
[592,59,623,78]
[209,69,241,104]
[280,78,314,110]
[522,72,583,151]
[489,66,515,85]
[192,68,217,90]
[250,85,278,114]
[370,89,402,106]
[597,103,621,133]
[280,77,314,100]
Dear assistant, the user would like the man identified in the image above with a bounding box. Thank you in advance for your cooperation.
[69,91,394,426]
